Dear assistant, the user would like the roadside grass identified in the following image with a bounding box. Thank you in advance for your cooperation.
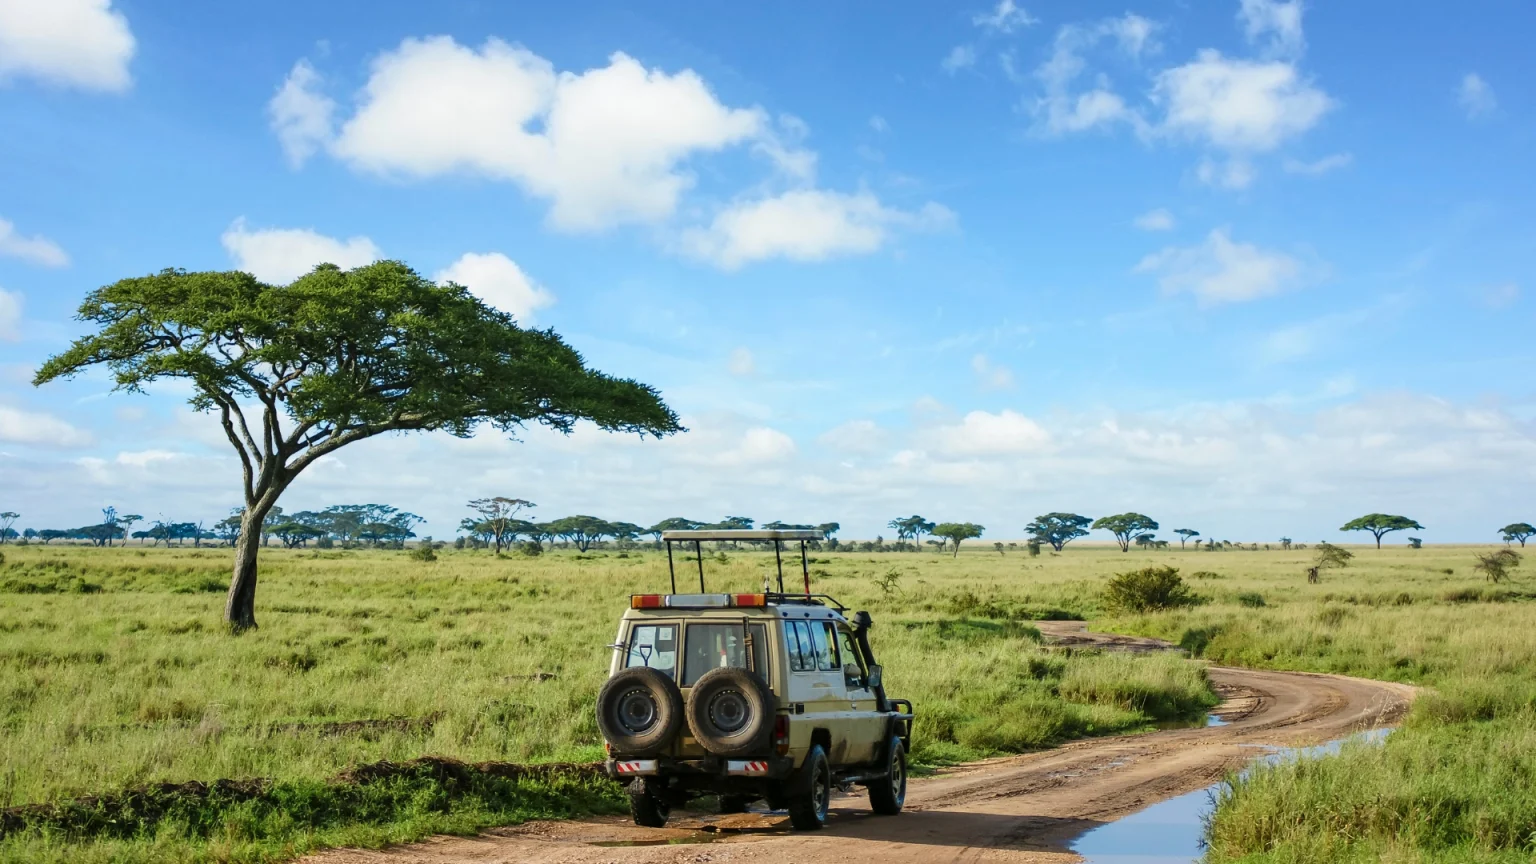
[1,543,1215,861]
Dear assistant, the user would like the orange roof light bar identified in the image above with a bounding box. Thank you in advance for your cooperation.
[630,593,769,609]
[732,593,767,607]
[631,595,665,609]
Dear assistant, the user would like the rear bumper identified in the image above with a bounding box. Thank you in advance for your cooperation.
[605,754,795,782]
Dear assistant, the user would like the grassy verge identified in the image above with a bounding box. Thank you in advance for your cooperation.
[0,544,1216,861]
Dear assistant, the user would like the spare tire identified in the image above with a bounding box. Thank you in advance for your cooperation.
[685,666,775,757]
[597,667,683,756]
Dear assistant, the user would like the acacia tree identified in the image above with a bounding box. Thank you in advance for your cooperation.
[1340,514,1424,549]
[647,517,702,542]
[1174,528,1199,549]
[0,512,17,544]
[547,515,612,552]
[1024,513,1092,551]
[931,522,983,557]
[1092,513,1159,552]
[1500,523,1535,547]
[463,497,535,553]
[34,262,679,631]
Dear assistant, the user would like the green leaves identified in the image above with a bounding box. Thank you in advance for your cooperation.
[1339,514,1424,548]
[1025,513,1092,551]
[1091,513,1160,552]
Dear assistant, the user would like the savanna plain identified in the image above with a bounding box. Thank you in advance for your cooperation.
[0,541,1532,863]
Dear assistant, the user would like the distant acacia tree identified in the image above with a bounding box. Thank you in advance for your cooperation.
[1500,523,1535,548]
[117,514,142,545]
[887,515,934,551]
[1025,513,1092,551]
[1308,542,1354,583]
[1134,533,1158,550]
[1173,528,1199,549]
[0,512,17,545]
[1280,537,1292,551]
[1092,513,1160,552]
[647,517,702,542]
[547,515,612,552]
[34,261,680,631]
[1340,514,1424,549]
[931,522,983,558]
[462,497,535,553]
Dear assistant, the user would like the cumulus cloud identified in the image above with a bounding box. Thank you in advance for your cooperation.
[973,0,1036,34]
[818,420,884,454]
[1135,228,1306,304]
[0,217,67,266]
[970,354,1015,390]
[935,409,1050,456]
[434,252,554,322]
[221,219,382,284]
[1195,155,1256,190]
[1134,208,1176,231]
[0,405,93,447]
[280,38,763,231]
[679,190,954,270]
[269,60,336,168]
[0,0,134,91]
[941,44,977,74]
[0,287,21,341]
[1282,152,1353,175]
[1151,50,1333,151]
[1238,0,1305,57]
[1458,73,1496,119]
[1028,14,1158,136]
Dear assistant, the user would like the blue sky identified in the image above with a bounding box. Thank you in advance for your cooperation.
[1,0,1533,542]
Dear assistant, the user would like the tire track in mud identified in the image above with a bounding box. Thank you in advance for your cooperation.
[304,621,1416,864]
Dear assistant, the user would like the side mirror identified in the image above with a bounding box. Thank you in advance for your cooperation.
[867,664,883,690]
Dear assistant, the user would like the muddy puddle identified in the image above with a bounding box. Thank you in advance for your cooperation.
[1070,729,1390,863]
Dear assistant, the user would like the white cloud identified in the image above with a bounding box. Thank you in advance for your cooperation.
[1135,228,1306,304]
[1104,13,1160,58]
[1459,73,1496,119]
[1029,15,1159,136]
[1238,0,1305,58]
[1152,50,1333,152]
[0,217,67,266]
[221,219,382,284]
[727,347,755,377]
[942,44,977,74]
[1195,155,1256,190]
[1134,208,1176,231]
[679,190,954,270]
[710,427,796,466]
[970,354,1015,390]
[973,0,1036,34]
[1283,152,1353,175]
[935,409,1050,456]
[869,115,889,134]
[290,38,762,231]
[0,405,93,447]
[0,0,134,91]
[0,287,21,341]
[434,252,554,322]
[269,60,336,168]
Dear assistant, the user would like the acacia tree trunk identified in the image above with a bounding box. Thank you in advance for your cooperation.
[225,494,279,633]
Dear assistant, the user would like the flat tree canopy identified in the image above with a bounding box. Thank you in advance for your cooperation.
[1339,514,1424,549]
[1025,513,1092,551]
[932,522,984,557]
[34,261,681,631]
[1092,513,1159,552]
[1500,523,1535,547]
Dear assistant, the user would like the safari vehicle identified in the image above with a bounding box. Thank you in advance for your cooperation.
[595,529,915,830]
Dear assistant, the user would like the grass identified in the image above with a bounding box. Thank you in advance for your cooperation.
[0,542,1217,861]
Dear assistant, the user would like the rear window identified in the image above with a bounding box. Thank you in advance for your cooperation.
[682,623,768,686]
[624,624,677,679]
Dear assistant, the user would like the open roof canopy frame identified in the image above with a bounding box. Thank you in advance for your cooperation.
[660,528,825,597]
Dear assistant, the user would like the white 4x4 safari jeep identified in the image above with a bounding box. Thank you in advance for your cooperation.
[596,529,914,830]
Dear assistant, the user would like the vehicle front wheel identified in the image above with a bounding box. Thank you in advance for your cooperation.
[868,736,907,815]
[786,745,832,830]
[628,778,670,828]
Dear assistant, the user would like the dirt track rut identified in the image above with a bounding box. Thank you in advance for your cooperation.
[305,621,1416,864]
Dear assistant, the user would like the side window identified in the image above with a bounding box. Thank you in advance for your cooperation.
[811,621,839,672]
[838,628,866,678]
[789,621,818,673]
[784,621,808,671]
[625,624,677,678]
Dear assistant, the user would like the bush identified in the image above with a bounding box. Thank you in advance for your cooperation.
[409,544,436,563]
[1236,592,1266,608]
[517,541,543,557]
[1102,566,1204,613]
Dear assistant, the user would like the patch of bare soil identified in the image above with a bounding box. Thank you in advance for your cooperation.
[303,623,1415,864]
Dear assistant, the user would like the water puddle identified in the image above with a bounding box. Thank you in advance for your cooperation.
[1154,712,1229,731]
[1070,729,1390,864]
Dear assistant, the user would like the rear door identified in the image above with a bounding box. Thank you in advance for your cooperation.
[782,618,853,764]
[836,623,885,764]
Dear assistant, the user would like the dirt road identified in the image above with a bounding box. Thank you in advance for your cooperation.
[305,621,1415,864]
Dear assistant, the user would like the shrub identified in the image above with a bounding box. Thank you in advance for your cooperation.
[1473,549,1520,583]
[409,544,437,563]
[517,541,543,557]
[1236,592,1266,608]
[1101,566,1204,613]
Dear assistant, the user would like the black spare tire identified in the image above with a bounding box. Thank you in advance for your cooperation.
[597,667,683,756]
[685,666,774,757]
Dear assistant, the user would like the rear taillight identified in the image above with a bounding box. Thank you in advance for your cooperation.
[774,714,789,756]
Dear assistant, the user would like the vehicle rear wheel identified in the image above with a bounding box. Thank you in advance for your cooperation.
[684,666,774,758]
[628,778,671,828]
[597,667,684,757]
[786,745,832,830]
[868,736,907,815]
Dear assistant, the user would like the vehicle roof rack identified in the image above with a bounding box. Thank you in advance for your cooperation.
[661,529,826,595]
[660,529,824,542]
